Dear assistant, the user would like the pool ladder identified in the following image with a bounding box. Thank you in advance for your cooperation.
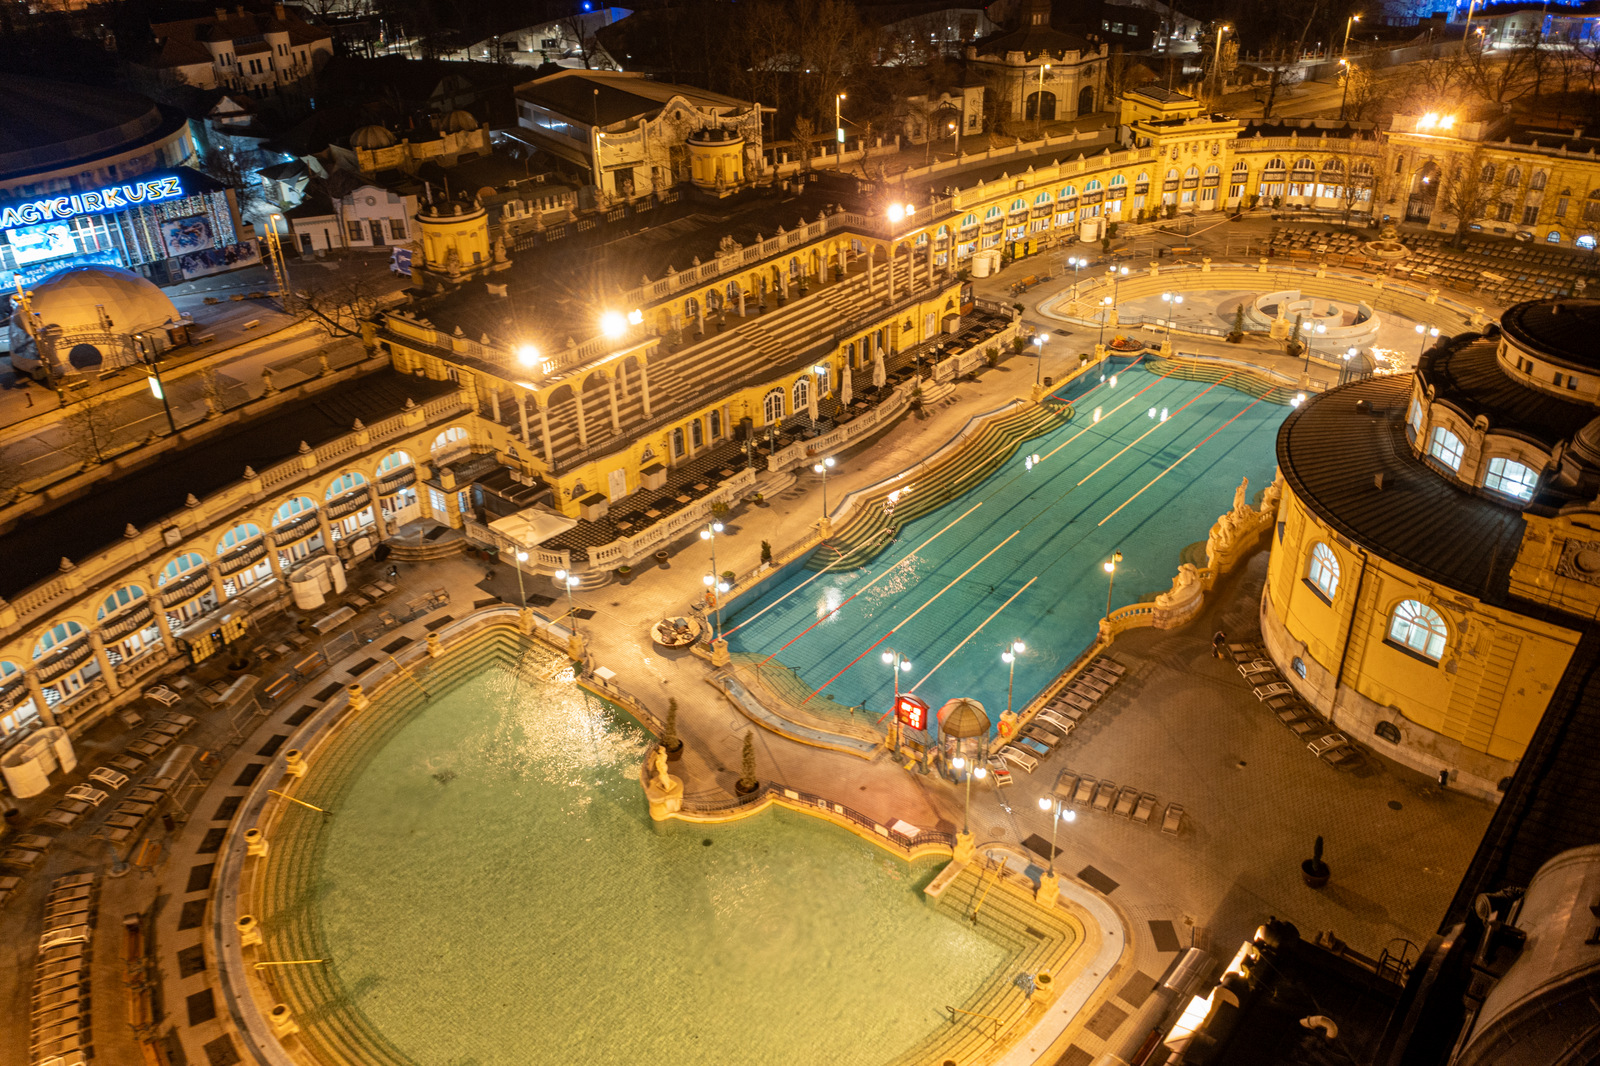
[945,1004,1002,1042]
[386,655,430,701]
[968,853,1003,925]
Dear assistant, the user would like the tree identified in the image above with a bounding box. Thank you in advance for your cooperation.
[791,116,821,172]
[1260,0,1323,120]
[1440,147,1492,248]
[203,148,271,226]
[738,731,758,791]
[1228,303,1246,343]
[301,278,381,338]
[60,391,117,467]
[1104,45,1136,108]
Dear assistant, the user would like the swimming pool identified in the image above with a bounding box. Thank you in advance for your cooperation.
[722,358,1288,727]
[268,643,1017,1066]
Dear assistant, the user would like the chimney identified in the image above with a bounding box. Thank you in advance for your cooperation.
[214,6,227,18]
[235,4,246,16]
[273,2,285,18]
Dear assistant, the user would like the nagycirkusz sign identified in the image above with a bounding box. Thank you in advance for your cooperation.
[0,177,185,228]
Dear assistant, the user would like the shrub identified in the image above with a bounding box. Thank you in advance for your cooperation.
[985,345,1001,366]
[738,732,758,790]
[760,540,773,564]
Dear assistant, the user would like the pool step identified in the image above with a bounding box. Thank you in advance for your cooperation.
[1144,355,1297,404]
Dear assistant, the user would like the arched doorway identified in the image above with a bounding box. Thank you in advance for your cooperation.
[1078,86,1095,116]
[931,106,962,141]
[1407,161,1441,222]
[1025,90,1057,121]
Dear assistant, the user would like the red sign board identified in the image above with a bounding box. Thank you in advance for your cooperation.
[894,694,929,732]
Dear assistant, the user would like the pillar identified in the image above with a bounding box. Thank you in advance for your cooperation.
[24,669,57,728]
[537,403,555,467]
[888,250,897,301]
[574,392,589,450]
[88,631,120,696]
[489,385,502,423]
[638,361,653,419]
[696,305,705,333]
[606,372,621,433]
[148,570,176,650]
[778,270,789,299]
[314,507,336,556]
[206,558,227,602]
[737,287,746,317]
[365,482,387,537]
[517,393,531,448]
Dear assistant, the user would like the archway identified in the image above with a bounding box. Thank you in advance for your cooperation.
[1025,90,1057,121]
[1407,161,1441,222]
[1078,86,1095,116]
[67,344,103,369]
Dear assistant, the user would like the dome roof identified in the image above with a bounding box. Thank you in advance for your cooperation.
[937,697,990,738]
[26,266,178,336]
[350,124,398,149]
[1501,299,1600,372]
[442,109,478,133]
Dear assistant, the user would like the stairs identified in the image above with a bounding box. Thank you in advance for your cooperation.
[812,401,1075,572]
[385,522,471,561]
[1144,355,1298,404]
[886,858,1081,1066]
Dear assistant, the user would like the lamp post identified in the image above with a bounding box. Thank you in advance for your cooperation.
[812,456,836,518]
[1160,292,1183,345]
[1341,13,1361,60]
[266,212,293,312]
[1103,550,1123,619]
[881,648,912,701]
[702,572,730,639]
[949,754,988,833]
[699,519,724,581]
[1036,62,1051,132]
[1001,640,1026,720]
[835,92,847,151]
[1338,59,1354,121]
[135,333,178,434]
[1415,322,1440,360]
[1032,332,1050,385]
[1097,295,1114,346]
[513,549,529,608]
[949,120,962,160]
[552,568,580,626]
[1462,0,1481,48]
[1035,797,1076,877]
[1306,322,1327,374]
[1212,25,1230,102]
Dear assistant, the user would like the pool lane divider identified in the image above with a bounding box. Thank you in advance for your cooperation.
[1073,372,1233,486]
[800,530,1021,704]
[1097,395,1265,527]
[910,576,1039,695]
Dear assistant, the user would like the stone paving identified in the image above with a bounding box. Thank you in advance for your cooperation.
[0,227,1505,1065]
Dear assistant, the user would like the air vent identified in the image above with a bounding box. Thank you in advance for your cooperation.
[1373,473,1387,491]
[1355,399,1372,415]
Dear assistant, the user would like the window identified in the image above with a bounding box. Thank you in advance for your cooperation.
[1557,197,1569,218]
[1408,398,1425,436]
[1388,600,1447,661]
[1531,170,1547,190]
[672,427,685,456]
[710,410,722,439]
[1306,542,1340,601]
[346,221,363,243]
[1523,205,1540,225]
[1428,426,1464,471]
[762,388,784,424]
[97,586,146,620]
[216,523,262,553]
[689,419,703,449]
[792,376,811,414]
[1484,457,1538,500]
[377,450,412,474]
[1547,231,1562,243]
[431,427,468,453]
[33,621,84,659]
[1374,721,1401,743]
[158,552,206,585]
[271,497,316,526]
[327,472,368,498]
[1504,166,1521,188]
[389,219,406,240]
[1292,656,1307,678]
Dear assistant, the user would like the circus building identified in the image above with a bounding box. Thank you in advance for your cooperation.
[1262,298,1600,797]
[7,266,191,380]
[0,73,250,291]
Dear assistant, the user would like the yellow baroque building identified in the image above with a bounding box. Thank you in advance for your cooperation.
[1263,299,1600,798]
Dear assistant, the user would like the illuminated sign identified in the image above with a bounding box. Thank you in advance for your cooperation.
[0,177,185,229]
[894,694,929,732]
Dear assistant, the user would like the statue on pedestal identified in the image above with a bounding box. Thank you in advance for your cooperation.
[652,746,674,792]
[1232,476,1250,518]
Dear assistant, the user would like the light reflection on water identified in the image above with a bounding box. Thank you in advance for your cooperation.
[315,654,1007,1066]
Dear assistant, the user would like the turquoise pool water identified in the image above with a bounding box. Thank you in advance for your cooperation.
[315,659,1009,1066]
[723,358,1287,726]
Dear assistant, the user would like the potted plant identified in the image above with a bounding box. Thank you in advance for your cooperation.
[654,549,671,568]
[721,570,736,586]
[760,540,773,567]
[751,492,767,507]
[1010,336,1027,355]
[710,499,730,519]
[1301,835,1330,888]
[909,383,924,411]
[735,732,760,796]
[615,564,633,582]
[662,698,684,760]
[985,345,1000,368]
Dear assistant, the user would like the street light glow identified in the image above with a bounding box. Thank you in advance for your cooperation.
[516,344,540,366]
[600,311,627,338]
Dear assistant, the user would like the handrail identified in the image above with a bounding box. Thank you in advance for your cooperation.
[385,655,430,700]
[946,1003,1003,1041]
[969,854,1004,925]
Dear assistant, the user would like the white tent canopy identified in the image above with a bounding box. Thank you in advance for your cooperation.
[490,505,578,550]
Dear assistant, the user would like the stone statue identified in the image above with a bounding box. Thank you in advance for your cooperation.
[1233,476,1250,518]
[1260,479,1282,518]
[1154,564,1202,610]
[652,746,673,791]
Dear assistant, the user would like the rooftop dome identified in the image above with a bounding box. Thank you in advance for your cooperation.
[26,265,178,336]
[442,110,478,133]
[350,124,398,150]
[937,697,990,738]
[1501,299,1600,372]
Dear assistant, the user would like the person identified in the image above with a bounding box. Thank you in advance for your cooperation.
[1212,630,1227,659]
[387,564,399,581]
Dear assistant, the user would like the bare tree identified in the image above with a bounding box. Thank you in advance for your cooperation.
[1104,45,1136,106]
[60,391,117,467]
[301,278,380,338]
[1460,37,1538,106]
[1440,147,1492,248]
[1339,62,1390,123]
[791,116,821,172]
[558,14,604,70]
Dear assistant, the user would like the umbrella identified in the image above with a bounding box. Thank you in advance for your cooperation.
[872,347,887,389]
[840,363,853,407]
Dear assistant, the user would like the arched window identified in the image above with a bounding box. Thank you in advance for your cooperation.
[762,388,784,424]
[1531,170,1547,190]
[97,586,146,620]
[1085,178,1102,191]
[1323,159,1343,174]
[272,496,316,526]
[1205,164,1220,177]
[1374,721,1401,743]
[431,427,468,453]
[1485,457,1538,500]
[1306,543,1340,601]
[1481,162,1495,184]
[984,205,1002,220]
[33,621,84,659]
[326,472,368,498]
[1010,198,1027,213]
[1388,600,1447,661]
[1137,171,1150,184]
[936,224,951,239]
[672,427,685,457]
[1504,166,1522,188]
[690,419,703,449]
[1232,161,1248,175]
[1293,157,1315,172]
[1034,191,1051,205]
[1265,158,1286,171]
[376,450,412,474]
[962,213,978,227]
[1547,231,1562,243]
[216,523,262,553]
[1165,168,1179,181]
[1059,185,1077,199]
[1428,426,1464,471]
[158,552,206,585]
[792,376,811,413]
[1109,174,1126,187]
[1184,166,1199,180]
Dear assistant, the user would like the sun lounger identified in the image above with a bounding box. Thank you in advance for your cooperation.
[33,980,86,1006]
[125,787,164,804]
[1286,718,1323,737]
[44,900,89,923]
[1261,695,1303,713]
[126,740,163,758]
[1133,793,1158,825]
[137,730,174,750]
[53,873,95,890]
[1237,659,1278,677]
[161,712,196,728]
[1113,786,1139,817]
[1308,732,1349,756]
[65,786,107,808]
[1089,656,1126,677]
[1092,781,1117,813]
[1083,665,1121,687]
[107,755,145,774]
[1053,770,1079,801]
[103,813,144,830]
[1016,735,1053,757]
[996,745,1039,773]
[1036,710,1076,735]
[148,721,185,738]
[1021,725,1062,749]
[1161,803,1185,835]
[1071,675,1111,697]
[88,767,129,790]
[114,801,154,819]
[1253,682,1294,700]
[46,886,91,908]
[39,924,90,951]
[1072,776,1097,805]
[985,760,1013,787]
[93,825,133,843]
[37,808,78,830]
[143,686,180,706]
[1227,642,1266,661]
[1,847,44,869]
[1276,706,1312,724]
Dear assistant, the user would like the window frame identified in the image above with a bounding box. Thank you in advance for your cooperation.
[1428,425,1464,472]
[1305,542,1341,603]
[1386,599,1448,663]
[1483,456,1538,501]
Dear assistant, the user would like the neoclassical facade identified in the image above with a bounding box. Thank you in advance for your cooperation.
[1262,299,1600,797]
[967,0,1108,124]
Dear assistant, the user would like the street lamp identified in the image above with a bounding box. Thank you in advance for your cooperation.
[1338,58,1355,121]
[950,754,988,833]
[1103,550,1124,619]
[882,648,913,700]
[1036,62,1051,131]
[1415,322,1440,359]
[516,344,541,367]
[1160,292,1183,344]
[1341,13,1361,60]
[1306,322,1327,374]
[1036,797,1076,876]
[552,568,580,628]
[134,332,178,435]
[1032,332,1050,385]
[835,92,847,148]
[703,572,730,638]
[699,520,724,587]
[1097,295,1114,346]
[1001,640,1026,719]
[1212,25,1230,102]
[513,549,529,608]
[812,456,836,518]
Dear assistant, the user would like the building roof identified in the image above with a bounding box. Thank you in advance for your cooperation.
[1500,299,1600,373]
[0,75,184,181]
[0,370,456,600]
[971,0,1095,60]
[1276,374,1528,604]
[1420,336,1595,450]
[515,70,754,130]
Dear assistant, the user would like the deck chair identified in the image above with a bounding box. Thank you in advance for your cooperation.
[1132,793,1158,825]
[996,745,1039,773]
[1035,710,1075,736]
[1161,803,1185,835]
[88,768,129,790]
[1113,786,1139,817]
[1054,770,1079,802]
[65,786,107,808]
[1021,725,1062,749]
[1092,781,1117,813]
[1072,776,1097,805]
[1253,682,1294,700]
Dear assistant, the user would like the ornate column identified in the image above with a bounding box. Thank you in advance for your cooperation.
[206,557,227,602]
[605,371,622,433]
[147,569,176,652]
[537,401,555,467]
[574,392,589,450]
[489,384,502,423]
[315,506,336,557]
[637,359,653,419]
[517,392,531,446]
[888,249,898,301]
[365,481,387,537]
[737,286,746,317]
[24,670,57,728]
[88,631,120,696]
